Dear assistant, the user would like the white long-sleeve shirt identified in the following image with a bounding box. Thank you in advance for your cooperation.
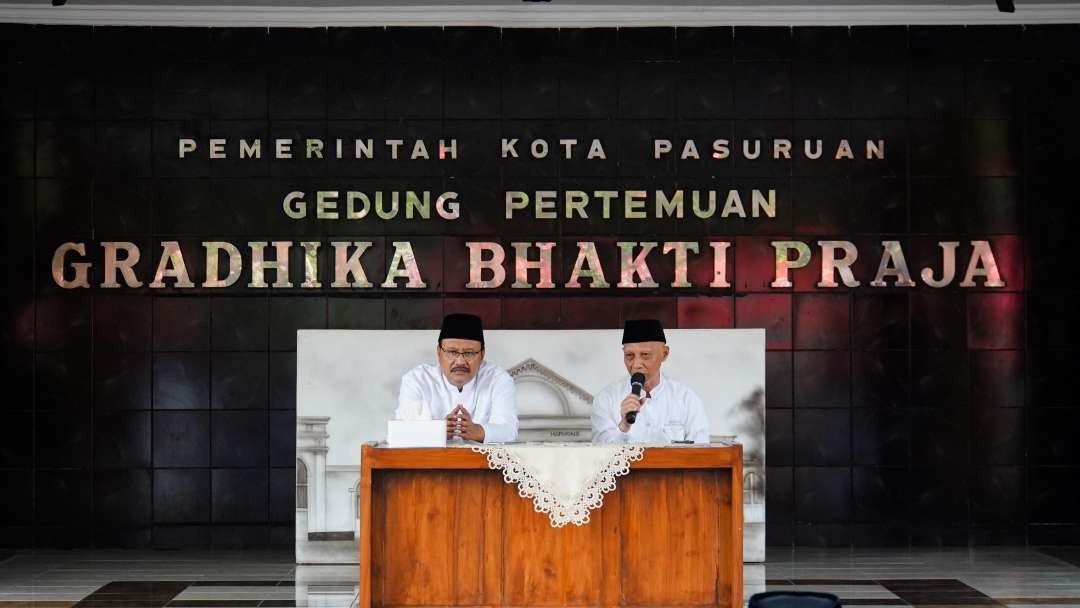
[591,373,710,444]
[394,360,519,444]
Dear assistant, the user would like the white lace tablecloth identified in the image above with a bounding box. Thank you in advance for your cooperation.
[469,443,647,527]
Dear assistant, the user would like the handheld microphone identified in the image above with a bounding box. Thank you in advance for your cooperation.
[626,372,646,425]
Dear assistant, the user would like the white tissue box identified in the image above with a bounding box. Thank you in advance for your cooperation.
[387,420,446,448]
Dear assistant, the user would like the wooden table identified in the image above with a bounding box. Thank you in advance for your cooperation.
[359,444,743,608]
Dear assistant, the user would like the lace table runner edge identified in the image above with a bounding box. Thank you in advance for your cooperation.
[470,445,646,527]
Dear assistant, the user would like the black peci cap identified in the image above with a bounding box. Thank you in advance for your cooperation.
[622,319,666,344]
[438,313,484,346]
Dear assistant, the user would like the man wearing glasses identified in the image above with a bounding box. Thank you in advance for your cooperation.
[394,313,519,443]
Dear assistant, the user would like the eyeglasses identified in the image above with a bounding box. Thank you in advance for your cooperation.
[439,346,483,361]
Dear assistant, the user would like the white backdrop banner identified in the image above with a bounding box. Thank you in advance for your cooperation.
[295,328,766,564]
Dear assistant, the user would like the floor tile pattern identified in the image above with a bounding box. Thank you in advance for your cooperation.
[0,548,1077,607]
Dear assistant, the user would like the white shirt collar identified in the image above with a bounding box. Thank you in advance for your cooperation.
[648,373,667,397]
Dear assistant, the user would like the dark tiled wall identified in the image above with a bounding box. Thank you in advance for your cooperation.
[1,24,1079,549]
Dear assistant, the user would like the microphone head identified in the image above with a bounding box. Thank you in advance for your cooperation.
[629,372,646,401]
[627,373,647,423]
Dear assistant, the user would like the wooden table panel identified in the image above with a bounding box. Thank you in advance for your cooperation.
[481,475,504,605]
[360,445,743,608]
[620,470,720,605]
[501,482,607,606]
[375,471,489,606]
[716,468,738,608]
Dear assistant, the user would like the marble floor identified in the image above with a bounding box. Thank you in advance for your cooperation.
[0,547,1077,607]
